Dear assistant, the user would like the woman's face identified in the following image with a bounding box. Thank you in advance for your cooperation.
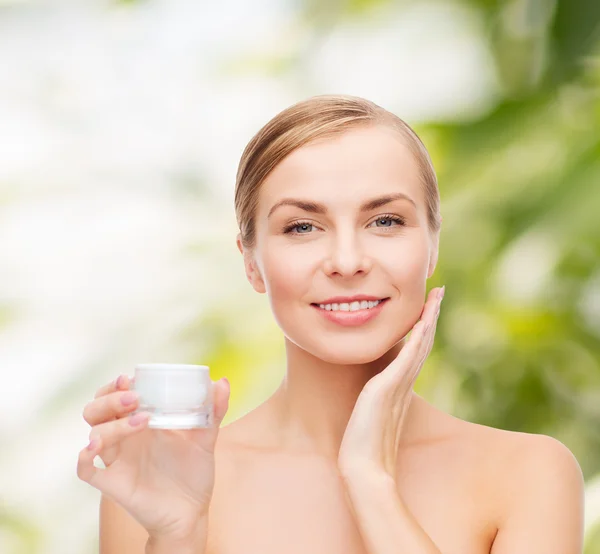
[238,124,439,365]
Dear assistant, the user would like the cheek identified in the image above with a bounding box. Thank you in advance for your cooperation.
[380,238,430,320]
[380,236,430,285]
[260,245,315,334]
[260,244,312,303]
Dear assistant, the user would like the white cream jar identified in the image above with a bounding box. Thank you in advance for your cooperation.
[131,364,213,429]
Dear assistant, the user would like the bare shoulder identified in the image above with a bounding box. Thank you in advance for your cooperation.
[449,414,583,495]
[468,418,582,487]
[447,415,585,552]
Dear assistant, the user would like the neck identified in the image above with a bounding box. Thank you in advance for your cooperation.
[262,336,422,460]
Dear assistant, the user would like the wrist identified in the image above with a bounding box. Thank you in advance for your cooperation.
[146,536,206,554]
[145,523,208,554]
[339,458,385,480]
[340,462,396,492]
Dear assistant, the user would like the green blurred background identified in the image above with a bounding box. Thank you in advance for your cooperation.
[0,0,598,552]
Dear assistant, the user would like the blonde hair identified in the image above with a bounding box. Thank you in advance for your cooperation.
[235,94,441,251]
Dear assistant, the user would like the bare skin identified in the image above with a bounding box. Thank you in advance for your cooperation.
[96,124,584,553]
[206,392,504,554]
[100,389,513,554]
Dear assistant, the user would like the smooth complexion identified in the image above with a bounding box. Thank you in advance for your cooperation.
[236,123,440,461]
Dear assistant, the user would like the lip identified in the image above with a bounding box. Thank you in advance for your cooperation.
[313,294,388,305]
[310,298,390,327]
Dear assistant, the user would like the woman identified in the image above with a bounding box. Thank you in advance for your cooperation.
[77,94,585,554]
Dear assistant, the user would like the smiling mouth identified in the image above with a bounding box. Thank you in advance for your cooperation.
[310,298,390,312]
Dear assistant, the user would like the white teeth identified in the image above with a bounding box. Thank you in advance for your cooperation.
[318,299,382,312]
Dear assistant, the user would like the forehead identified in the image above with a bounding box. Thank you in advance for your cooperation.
[257,125,424,214]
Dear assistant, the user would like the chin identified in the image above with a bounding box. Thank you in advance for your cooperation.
[308,336,402,365]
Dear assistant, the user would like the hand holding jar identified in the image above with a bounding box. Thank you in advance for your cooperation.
[77,365,230,547]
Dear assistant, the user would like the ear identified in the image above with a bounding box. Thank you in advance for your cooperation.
[236,233,266,294]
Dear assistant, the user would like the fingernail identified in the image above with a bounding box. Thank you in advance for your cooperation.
[87,439,98,451]
[439,286,445,301]
[129,412,149,426]
[116,375,125,389]
[121,391,138,406]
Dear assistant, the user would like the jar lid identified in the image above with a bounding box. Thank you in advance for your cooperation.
[135,363,209,372]
[133,364,211,408]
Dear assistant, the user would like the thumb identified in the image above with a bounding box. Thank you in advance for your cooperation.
[181,378,230,450]
[212,377,230,427]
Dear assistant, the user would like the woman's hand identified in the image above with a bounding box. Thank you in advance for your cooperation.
[77,373,230,544]
[338,286,444,479]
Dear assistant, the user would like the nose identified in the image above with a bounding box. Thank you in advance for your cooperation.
[322,233,373,277]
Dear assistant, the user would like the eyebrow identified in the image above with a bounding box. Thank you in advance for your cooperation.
[267,192,417,219]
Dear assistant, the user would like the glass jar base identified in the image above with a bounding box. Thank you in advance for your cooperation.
[144,409,213,429]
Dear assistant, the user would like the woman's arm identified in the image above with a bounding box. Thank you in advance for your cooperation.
[341,466,442,554]
[145,529,208,554]
[100,495,209,554]
[100,495,149,553]
[489,434,585,554]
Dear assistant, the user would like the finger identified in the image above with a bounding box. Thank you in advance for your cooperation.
[424,296,442,355]
[385,313,434,393]
[373,320,427,394]
[417,287,441,328]
[407,287,441,348]
[415,287,438,321]
[77,436,138,505]
[182,378,230,453]
[423,316,438,361]
[88,411,151,467]
[414,289,444,374]
[378,289,442,402]
[405,320,430,382]
[94,374,135,399]
[83,390,141,426]
[413,321,436,380]
[423,287,444,350]
[77,437,107,490]
[88,411,151,453]
[213,378,231,427]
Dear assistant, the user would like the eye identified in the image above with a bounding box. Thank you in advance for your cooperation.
[283,220,315,234]
[368,214,406,229]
